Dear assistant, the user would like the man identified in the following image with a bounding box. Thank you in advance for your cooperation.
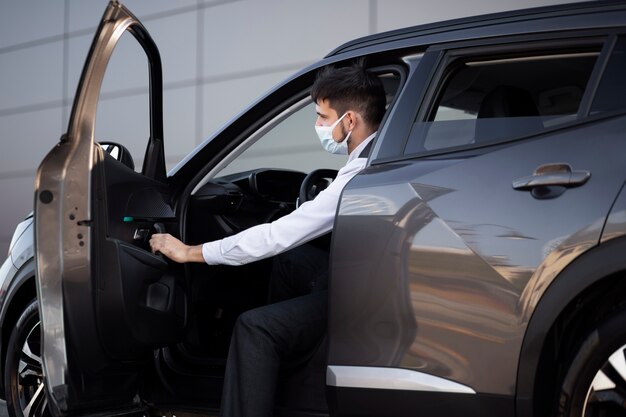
[150,62,386,417]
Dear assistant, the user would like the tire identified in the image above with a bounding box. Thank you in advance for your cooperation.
[557,309,626,417]
[4,300,50,417]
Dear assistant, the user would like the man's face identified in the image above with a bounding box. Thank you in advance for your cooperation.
[315,99,343,141]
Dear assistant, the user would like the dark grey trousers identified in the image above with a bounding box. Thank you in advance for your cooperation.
[219,244,329,417]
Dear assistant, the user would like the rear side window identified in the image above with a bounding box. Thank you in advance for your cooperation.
[405,45,601,155]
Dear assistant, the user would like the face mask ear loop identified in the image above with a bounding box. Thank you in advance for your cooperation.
[333,112,350,142]
[344,130,353,145]
[344,112,355,144]
[331,113,347,132]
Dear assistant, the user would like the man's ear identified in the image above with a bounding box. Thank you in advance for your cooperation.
[345,111,359,130]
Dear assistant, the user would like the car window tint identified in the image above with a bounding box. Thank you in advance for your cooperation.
[591,36,626,115]
[405,48,601,155]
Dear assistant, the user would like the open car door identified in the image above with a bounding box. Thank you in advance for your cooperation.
[34,2,185,415]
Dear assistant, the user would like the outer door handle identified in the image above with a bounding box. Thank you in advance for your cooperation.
[512,163,590,199]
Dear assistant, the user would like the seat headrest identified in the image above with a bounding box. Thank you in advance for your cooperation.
[478,85,539,118]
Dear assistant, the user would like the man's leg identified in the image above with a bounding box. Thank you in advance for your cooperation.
[219,291,327,417]
[268,243,329,303]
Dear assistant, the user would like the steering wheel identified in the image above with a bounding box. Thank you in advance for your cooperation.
[299,169,339,204]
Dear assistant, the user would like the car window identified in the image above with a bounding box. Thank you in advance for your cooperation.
[212,70,401,179]
[214,101,346,178]
[591,36,626,115]
[405,44,602,155]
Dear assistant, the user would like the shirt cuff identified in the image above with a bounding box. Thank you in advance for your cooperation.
[201,242,221,265]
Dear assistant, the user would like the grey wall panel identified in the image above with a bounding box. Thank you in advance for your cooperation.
[163,86,197,170]
[99,32,150,94]
[94,87,197,172]
[0,41,63,112]
[0,1,63,49]
[0,108,63,175]
[70,7,198,95]
[201,0,370,80]
[70,31,151,98]
[67,0,198,33]
[95,93,150,161]
[147,10,198,85]
[66,34,92,102]
[201,69,293,140]
[376,0,589,32]
[68,0,106,33]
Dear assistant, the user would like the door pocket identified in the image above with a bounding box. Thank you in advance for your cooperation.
[96,239,186,359]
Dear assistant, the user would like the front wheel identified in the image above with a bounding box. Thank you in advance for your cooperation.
[4,300,50,417]
[558,309,626,416]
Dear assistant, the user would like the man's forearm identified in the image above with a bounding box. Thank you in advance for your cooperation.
[185,244,205,263]
[150,233,206,264]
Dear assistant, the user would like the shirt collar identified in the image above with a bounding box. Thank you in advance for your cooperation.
[347,131,377,163]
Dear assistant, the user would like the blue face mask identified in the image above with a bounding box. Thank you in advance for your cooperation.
[314,113,352,155]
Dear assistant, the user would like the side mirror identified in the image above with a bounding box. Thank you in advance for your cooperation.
[100,142,135,171]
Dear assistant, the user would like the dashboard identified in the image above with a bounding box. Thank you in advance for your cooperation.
[191,169,307,233]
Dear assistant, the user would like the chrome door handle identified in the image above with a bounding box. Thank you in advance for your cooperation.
[512,163,591,190]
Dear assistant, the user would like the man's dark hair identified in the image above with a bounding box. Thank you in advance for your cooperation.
[310,61,386,128]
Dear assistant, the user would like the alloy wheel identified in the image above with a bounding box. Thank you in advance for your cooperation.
[583,343,626,416]
[14,320,48,417]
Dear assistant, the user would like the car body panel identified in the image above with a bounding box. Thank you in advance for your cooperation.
[0,260,17,320]
[0,258,35,397]
[515,234,626,417]
[600,180,626,243]
[0,214,35,398]
[329,113,626,399]
[9,217,33,270]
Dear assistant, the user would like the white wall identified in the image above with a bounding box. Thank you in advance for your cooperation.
[0,0,588,256]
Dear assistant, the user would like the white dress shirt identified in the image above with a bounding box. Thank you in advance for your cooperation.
[202,132,376,265]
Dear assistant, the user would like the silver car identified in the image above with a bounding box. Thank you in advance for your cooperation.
[1,1,626,416]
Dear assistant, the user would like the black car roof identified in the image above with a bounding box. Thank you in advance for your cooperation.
[327,0,626,57]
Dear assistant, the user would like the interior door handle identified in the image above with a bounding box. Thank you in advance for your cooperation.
[153,222,166,234]
[512,163,591,190]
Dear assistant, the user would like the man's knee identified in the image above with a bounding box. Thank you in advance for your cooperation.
[236,308,263,331]
[234,306,276,340]
[269,245,329,302]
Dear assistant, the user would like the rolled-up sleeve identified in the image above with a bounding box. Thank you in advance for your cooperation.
[202,159,366,265]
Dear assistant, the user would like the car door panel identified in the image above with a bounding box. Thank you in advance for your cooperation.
[34,2,182,414]
[92,152,184,360]
[329,114,626,411]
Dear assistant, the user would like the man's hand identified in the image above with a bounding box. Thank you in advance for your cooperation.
[149,233,204,263]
